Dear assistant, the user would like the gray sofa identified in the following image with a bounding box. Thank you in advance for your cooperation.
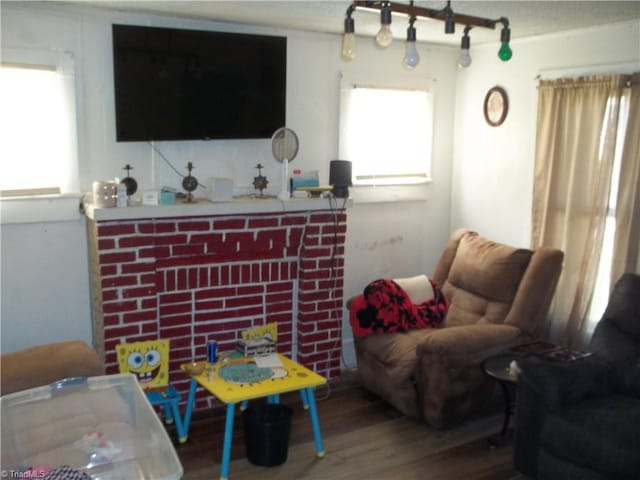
[513,273,640,479]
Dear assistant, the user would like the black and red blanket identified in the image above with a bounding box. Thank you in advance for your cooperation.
[349,278,448,337]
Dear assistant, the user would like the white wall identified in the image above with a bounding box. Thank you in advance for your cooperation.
[1,2,457,359]
[452,20,640,248]
[5,2,635,361]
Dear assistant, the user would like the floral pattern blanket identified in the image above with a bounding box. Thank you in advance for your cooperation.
[349,278,449,337]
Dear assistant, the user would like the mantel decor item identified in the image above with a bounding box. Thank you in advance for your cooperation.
[271,127,299,201]
[253,163,269,196]
[483,86,509,127]
[182,162,198,203]
[121,164,138,196]
[341,1,512,69]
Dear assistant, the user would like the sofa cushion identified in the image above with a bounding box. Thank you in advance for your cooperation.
[443,234,532,327]
[540,394,640,478]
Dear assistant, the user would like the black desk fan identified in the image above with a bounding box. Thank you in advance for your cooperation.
[272,127,299,200]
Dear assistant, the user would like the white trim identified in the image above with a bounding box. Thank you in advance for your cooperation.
[0,194,83,224]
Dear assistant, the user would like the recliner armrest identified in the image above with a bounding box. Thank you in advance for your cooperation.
[416,323,524,359]
[517,355,612,410]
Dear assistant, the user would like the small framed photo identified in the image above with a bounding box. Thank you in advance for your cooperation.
[484,86,509,127]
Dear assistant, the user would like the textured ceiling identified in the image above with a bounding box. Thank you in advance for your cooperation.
[66,1,640,45]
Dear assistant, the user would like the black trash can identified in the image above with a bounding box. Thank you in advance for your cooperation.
[242,404,293,466]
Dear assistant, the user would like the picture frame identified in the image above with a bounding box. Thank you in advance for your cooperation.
[483,86,509,127]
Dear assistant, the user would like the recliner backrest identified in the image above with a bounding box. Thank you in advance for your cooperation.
[439,231,533,327]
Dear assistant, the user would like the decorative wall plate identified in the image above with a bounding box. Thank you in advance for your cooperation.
[484,86,509,127]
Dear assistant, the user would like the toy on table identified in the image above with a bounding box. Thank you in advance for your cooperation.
[115,339,188,443]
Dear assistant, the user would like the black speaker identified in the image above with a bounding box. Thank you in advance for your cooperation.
[329,160,352,198]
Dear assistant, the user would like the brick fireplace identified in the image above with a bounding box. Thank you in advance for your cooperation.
[86,201,347,409]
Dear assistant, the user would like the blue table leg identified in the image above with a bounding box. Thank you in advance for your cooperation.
[267,394,280,404]
[220,403,236,480]
[182,379,198,439]
[240,400,249,411]
[299,389,309,409]
[163,403,174,424]
[170,401,188,444]
[304,387,325,458]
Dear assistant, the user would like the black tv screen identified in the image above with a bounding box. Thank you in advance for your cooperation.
[112,24,287,142]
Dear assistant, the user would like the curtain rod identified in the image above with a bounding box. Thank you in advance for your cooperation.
[534,62,640,81]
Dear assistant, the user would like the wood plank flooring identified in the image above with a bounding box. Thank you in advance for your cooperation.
[168,373,525,480]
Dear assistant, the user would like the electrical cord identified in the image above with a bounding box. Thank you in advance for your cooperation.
[147,142,207,189]
[313,193,356,402]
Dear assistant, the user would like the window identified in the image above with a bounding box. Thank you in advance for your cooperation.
[0,54,78,196]
[339,77,433,186]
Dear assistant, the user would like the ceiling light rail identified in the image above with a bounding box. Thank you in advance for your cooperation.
[341,0,512,69]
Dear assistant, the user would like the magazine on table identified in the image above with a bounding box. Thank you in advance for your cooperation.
[511,341,592,361]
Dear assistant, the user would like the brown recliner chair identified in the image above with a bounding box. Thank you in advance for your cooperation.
[351,228,564,428]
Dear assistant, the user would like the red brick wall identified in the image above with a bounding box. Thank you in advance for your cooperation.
[88,209,346,409]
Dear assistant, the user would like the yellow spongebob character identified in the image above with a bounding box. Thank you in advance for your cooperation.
[116,339,170,390]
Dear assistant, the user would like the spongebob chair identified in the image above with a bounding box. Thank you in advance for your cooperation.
[116,339,187,443]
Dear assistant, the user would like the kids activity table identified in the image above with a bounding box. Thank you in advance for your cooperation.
[181,354,326,480]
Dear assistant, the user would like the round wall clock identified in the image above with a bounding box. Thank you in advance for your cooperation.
[484,86,509,127]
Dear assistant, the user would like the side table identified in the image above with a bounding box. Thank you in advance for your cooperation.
[482,352,522,447]
[181,354,326,480]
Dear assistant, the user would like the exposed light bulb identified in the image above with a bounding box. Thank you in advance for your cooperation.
[375,4,393,48]
[498,23,512,61]
[403,20,419,68]
[375,24,393,48]
[457,28,472,68]
[341,15,356,61]
[498,42,512,61]
[404,41,419,68]
[342,33,357,61]
[457,49,471,68]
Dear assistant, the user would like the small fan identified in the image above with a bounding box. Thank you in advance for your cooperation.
[271,127,299,200]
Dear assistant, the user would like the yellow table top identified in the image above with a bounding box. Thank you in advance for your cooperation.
[182,354,326,404]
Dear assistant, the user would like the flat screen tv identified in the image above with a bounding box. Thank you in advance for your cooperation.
[112,24,287,142]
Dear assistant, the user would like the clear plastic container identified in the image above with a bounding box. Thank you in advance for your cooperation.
[1,374,182,479]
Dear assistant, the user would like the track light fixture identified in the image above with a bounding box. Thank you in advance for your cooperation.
[444,1,455,34]
[498,19,513,61]
[341,1,513,66]
[342,5,357,61]
[375,1,393,47]
[403,17,419,68]
[457,26,472,68]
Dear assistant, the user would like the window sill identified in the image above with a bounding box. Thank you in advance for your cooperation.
[0,193,83,224]
[351,181,432,204]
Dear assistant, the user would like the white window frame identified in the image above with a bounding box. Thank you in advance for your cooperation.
[338,73,434,195]
[0,48,79,198]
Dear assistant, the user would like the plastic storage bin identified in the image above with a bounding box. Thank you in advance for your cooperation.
[242,404,293,467]
[1,374,183,479]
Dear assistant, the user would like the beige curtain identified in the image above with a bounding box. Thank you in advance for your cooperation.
[531,74,637,347]
[611,77,640,281]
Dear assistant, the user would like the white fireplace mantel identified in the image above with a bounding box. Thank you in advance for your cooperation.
[85,196,352,221]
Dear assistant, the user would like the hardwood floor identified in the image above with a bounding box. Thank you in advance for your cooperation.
[168,373,525,480]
